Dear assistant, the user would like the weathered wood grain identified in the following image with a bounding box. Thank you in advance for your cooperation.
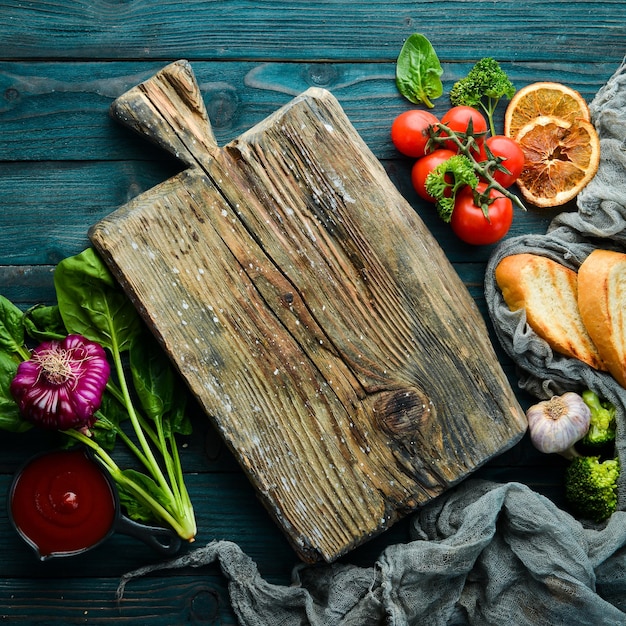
[0,575,238,624]
[1,1,624,64]
[89,61,526,562]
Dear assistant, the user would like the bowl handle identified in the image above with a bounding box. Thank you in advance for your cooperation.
[114,514,182,556]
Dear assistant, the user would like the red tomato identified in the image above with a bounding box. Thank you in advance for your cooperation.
[411,149,456,202]
[391,109,439,158]
[451,182,513,245]
[440,106,488,152]
[478,135,525,187]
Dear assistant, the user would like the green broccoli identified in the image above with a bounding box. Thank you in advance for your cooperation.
[424,154,479,222]
[564,455,620,523]
[580,390,616,447]
[449,58,516,136]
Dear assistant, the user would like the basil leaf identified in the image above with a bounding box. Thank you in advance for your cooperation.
[396,33,443,108]
[54,248,142,353]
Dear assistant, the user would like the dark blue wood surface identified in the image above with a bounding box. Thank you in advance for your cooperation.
[0,2,624,623]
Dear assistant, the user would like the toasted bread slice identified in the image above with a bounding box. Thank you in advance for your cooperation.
[495,253,605,370]
[578,249,626,387]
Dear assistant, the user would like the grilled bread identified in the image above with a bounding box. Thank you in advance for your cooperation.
[578,249,626,386]
[495,253,606,370]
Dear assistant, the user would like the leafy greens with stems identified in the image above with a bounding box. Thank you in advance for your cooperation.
[0,248,196,541]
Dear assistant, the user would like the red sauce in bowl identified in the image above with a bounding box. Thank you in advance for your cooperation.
[10,449,116,559]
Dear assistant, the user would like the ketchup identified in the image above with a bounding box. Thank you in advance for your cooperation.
[10,449,116,559]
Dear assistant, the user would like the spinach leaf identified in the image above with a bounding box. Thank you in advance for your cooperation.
[130,331,191,436]
[91,393,127,451]
[0,295,25,356]
[167,388,191,437]
[23,304,66,342]
[130,331,174,423]
[54,248,142,353]
[118,469,169,524]
[396,33,443,108]
[0,351,30,432]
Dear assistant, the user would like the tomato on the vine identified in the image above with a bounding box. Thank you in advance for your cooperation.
[440,106,488,152]
[450,182,513,245]
[478,135,525,187]
[391,109,439,158]
[411,149,456,202]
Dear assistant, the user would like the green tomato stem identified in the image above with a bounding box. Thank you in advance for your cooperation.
[432,122,527,213]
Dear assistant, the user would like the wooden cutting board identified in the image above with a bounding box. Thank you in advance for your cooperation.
[89,60,527,563]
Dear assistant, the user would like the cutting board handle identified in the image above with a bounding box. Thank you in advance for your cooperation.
[110,60,218,166]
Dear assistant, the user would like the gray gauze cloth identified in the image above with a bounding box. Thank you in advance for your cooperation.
[485,57,626,512]
[117,60,626,625]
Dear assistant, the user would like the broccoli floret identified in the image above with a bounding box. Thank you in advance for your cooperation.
[580,390,616,447]
[450,58,516,136]
[424,154,479,222]
[564,455,620,523]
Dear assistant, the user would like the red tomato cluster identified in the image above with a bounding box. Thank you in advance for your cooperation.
[391,106,524,245]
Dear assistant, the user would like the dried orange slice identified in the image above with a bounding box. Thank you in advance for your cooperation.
[504,82,590,139]
[514,115,600,208]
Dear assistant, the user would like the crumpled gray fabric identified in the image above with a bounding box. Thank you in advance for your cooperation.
[484,56,626,512]
[117,480,626,625]
[117,60,626,625]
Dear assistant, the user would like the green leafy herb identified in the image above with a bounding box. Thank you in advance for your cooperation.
[425,155,479,222]
[0,351,29,433]
[449,57,516,136]
[396,33,443,108]
[23,304,66,342]
[54,248,143,353]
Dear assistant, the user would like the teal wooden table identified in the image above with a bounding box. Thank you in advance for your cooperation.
[0,2,624,623]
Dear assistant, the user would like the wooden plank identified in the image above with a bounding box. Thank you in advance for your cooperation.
[89,61,526,563]
[0,1,624,64]
[0,159,557,269]
[0,161,179,265]
[0,576,238,624]
[0,60,617,162]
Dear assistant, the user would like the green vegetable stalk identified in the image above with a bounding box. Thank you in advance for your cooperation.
[450,58,516,136]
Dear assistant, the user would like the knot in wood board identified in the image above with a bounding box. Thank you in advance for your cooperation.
[372,388,432,443]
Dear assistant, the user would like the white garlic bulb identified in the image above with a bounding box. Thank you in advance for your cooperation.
[526,392,591,458]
